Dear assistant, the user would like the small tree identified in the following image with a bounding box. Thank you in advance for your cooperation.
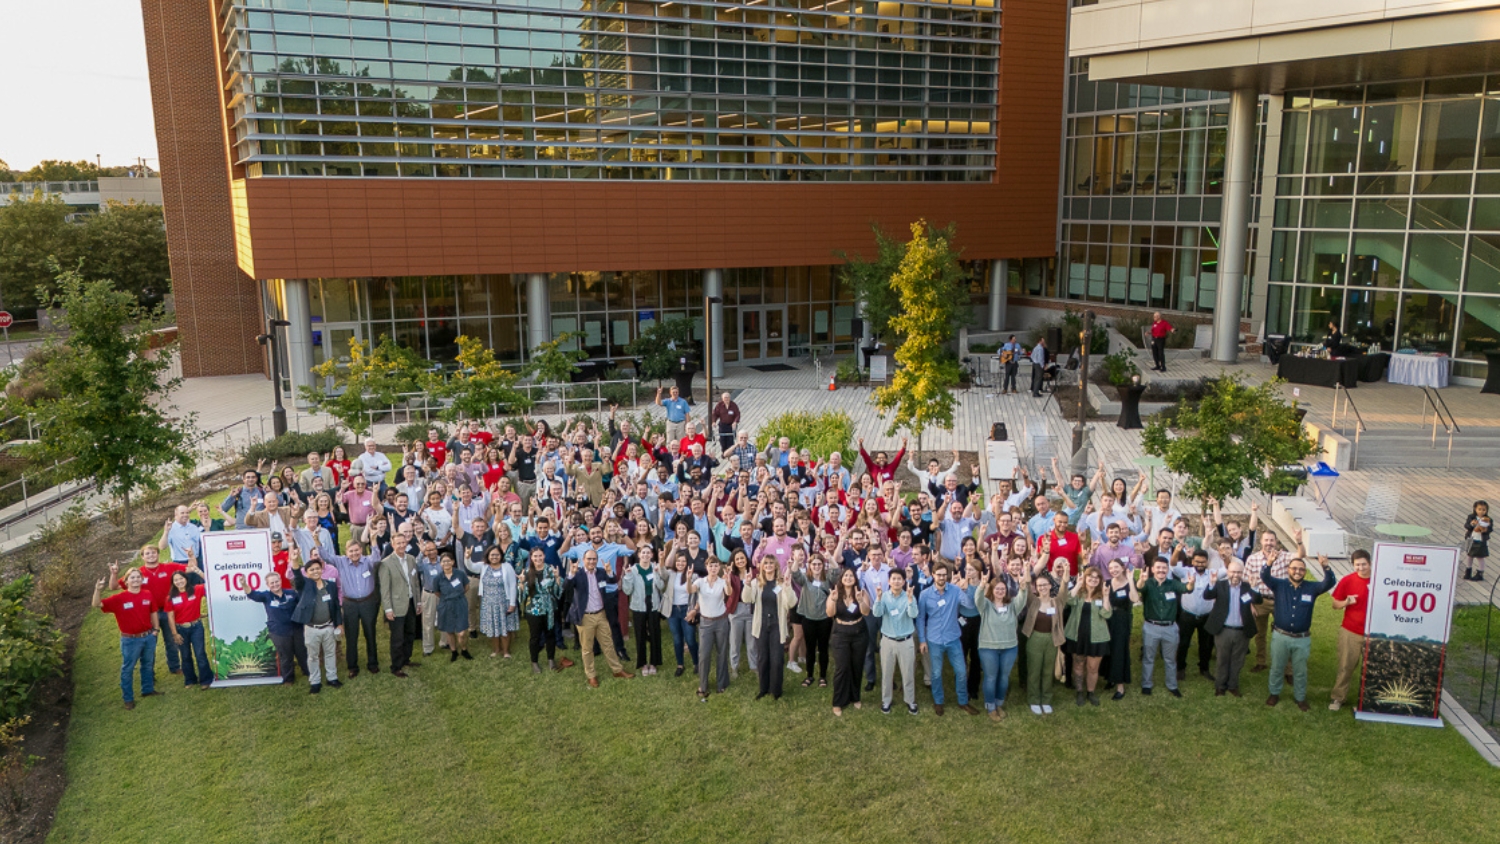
[528,332,587,385]
[624,317,696,384]
[432,334,532,422]
[838,223,904,342]
[1140,374,1319,503]
[872,220,968,450]
[299,334,427,438]
[22,269,193,533]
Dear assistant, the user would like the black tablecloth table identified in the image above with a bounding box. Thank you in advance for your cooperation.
[1357,352,1391,383]
[1484,351,1500,395]
[1277,356,1360,389]
[1117,384,1147,430]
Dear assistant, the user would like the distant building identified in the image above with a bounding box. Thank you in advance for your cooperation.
[0,176,164,212]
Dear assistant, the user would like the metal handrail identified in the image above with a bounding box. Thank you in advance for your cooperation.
[1331,384,1367,469]
[1418,386,1459,469]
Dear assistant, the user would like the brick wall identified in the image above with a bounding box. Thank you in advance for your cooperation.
[141,0,265,377]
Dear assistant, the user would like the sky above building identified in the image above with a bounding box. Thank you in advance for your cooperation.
[0,1,158,172]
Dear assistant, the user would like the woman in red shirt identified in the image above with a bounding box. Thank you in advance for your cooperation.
[94,565,162,709]
[327,445,353,487]
[167,571,213,689]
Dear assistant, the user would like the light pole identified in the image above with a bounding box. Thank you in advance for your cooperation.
[704,294,722,405]
[257,318,292,437]
[1071,310,1096,463]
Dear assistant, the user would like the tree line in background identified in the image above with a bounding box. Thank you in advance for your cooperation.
[0,189,170,316]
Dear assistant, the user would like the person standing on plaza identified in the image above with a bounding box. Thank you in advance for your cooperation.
[1245,531,1291,672]
[916,563,979,716]
[826,566,872,716]
[1464,501,1490,581]
[245,571,304,684]
[566,548,634,687]
[1137,559,1193,698]
[432,554,473,662]
[1029,337,1049,397]
[479,545,519,659]
[857,435,907,486]
[1065,566,1113,707]
[94,564,163,710]
[1173,548,1218,681]
[794,555,836,688]
[872,568,919,715]
[974,569,1027,720]
[999,334,1025,394]
[655,385,692,443]
[321,540,381,677]
[520,547,568,673]
[622,545,663,675]
[1329,549,1372,711]
[1149,311,1173,372]
[289,556,344,694]
[709,391,742,454]
[121,544,187,676]
[1263,554,1337,711]
[689,557,733,701]
[378,530,422,677]
[1203,560,1262,697]
[742,557,795,700]
[164,571,213,689]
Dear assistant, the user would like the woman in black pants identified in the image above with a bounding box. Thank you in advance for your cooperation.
[793,554,836,688]
[518,548,567,673]
[825,566,872,716]
[621,544,663,675]
[742,558,794,700]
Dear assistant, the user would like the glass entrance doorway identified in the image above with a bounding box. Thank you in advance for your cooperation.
[739,306,786,362]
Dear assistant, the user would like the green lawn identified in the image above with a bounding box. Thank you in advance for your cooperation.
[48,594,1500,843]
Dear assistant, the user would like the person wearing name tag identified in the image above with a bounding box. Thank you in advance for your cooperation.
[975,568,1028,721]
[826,567,872,716]
[742,557,796,701]
[1202,560,1262,698]
[916,563,979,717]
[320,540,382,678]
[289,556,344,694]
[1065,567,1113,707]
[1104,560,1140,701]
[165,571,212,690]
[1020,562,1067,714]
[1261,554,1336,712]
[430,554,473,662]
[1329,549,1373,711]
[1136,559,1193,698]
[94,564,164,710]
[245,570,304,684]
[871,568,920,715]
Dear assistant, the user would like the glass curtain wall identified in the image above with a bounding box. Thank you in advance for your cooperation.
[1058,57,1262,315]
[1267,76,1500,377]
[223,0,1000,182]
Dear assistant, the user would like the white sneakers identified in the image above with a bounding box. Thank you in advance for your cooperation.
[1042,705,1054,714]
[1329,701,1342,711]
[788,661,803,674]
[1030,705,1043,715]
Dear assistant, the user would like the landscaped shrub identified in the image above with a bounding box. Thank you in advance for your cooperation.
[242,428,342,463]
[755,410,854,460]
[0,576,64,721]
[395,421,439,445]
[834,356,862,385]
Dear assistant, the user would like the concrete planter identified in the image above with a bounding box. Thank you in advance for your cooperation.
[1087,382,1176,418]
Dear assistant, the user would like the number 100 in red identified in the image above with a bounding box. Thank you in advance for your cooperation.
[219,573,262,592]
[1388,590,1437,613]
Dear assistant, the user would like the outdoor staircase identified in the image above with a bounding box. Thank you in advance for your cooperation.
[1348,426,1500,470]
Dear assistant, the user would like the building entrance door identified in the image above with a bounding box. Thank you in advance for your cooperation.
[739,306,786,362]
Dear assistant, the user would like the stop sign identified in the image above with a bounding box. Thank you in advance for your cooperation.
[0,312,12,329]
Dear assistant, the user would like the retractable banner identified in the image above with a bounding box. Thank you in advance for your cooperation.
[1356,542,1461,727]
[203,529,282,687]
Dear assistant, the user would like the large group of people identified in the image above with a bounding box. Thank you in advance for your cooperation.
[97,398,1387,717]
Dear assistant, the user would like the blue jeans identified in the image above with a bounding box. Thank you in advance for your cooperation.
[927,639,969,706]
[978,646,1019,710]
[120,634,157,702]
[176,622,213,687]
[156,611,180,672]
[668,605,699,668]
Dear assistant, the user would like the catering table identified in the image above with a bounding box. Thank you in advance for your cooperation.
[1277,355,1360,389]
[1357,352,1391,383]
[1386,353,1450,388]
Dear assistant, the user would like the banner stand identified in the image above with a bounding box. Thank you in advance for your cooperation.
[203,529,284,688]
[1355,542,1460,728]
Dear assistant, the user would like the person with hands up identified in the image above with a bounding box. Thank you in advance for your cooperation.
[95,562,163,710]
[1019,566,1065,714]
[1137,560,1192,698]
[566,549,634,687]
[915,563,979,716]
[975,567,1028,720]
[741,558,796,700]
[1202,560,1262,698]
[688,558,732,701]
[872,569,920,714]
[1261,550,1336,711]
[826,567,872,716]
[289,555,344,694]
[1064,567,1113,706]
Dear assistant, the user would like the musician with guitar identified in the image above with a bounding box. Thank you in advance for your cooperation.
[997,335,1025,394]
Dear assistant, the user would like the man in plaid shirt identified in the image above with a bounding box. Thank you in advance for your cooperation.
[1243,530,1294,672]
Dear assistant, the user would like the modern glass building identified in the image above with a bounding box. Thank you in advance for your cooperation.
[143,0,1064,381]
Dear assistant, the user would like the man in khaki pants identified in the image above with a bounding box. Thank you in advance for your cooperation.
[1244,532,1290,672]
[1328,549,1372,711]
[416,541,443,655]
[565,549,634,688]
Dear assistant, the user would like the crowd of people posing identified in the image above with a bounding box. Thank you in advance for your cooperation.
[94,394,1410,717]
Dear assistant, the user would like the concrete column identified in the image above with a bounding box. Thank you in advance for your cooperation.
[283,278,315,410]
[1249,94,1285,335]
[1183,106,1207,195]
[526,273,550,355]
[987,259,1008,332]
[704,268,724,378]
[1213,87,1258,364]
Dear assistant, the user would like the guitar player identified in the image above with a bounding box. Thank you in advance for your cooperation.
[998,335,1025,395]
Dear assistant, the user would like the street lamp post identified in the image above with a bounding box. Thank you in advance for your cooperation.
[257,318,292,437]
[1071,310,1096,465]
[705,294,722,405]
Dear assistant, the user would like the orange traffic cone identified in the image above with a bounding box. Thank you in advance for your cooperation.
[828,375,836,391]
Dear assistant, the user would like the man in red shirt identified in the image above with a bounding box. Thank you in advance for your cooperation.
[121,545,187,675]
[466,419,494,448]
[1149,311,1173,373]
[857,435,907,486]
[1328,549,1372,711]
[425,427,449,468]
[1037,511,1083,578]
[94,564,163,709]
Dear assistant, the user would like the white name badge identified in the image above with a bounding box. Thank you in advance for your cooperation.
[321,595,331,602]
[123,602,134,609]
[1241,593,1252,603]
[1116,590,1128,598]
[846,603,858,613]
[1042,607,1056,616]
[1094,600,1103,608]
[172,596,183,604]
[958,617,966,627]
[1300,594,1313,603]
[1165,593,1177,601]
[363,571,372,579]
[938,599,947,608]
[773,586,782,596]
